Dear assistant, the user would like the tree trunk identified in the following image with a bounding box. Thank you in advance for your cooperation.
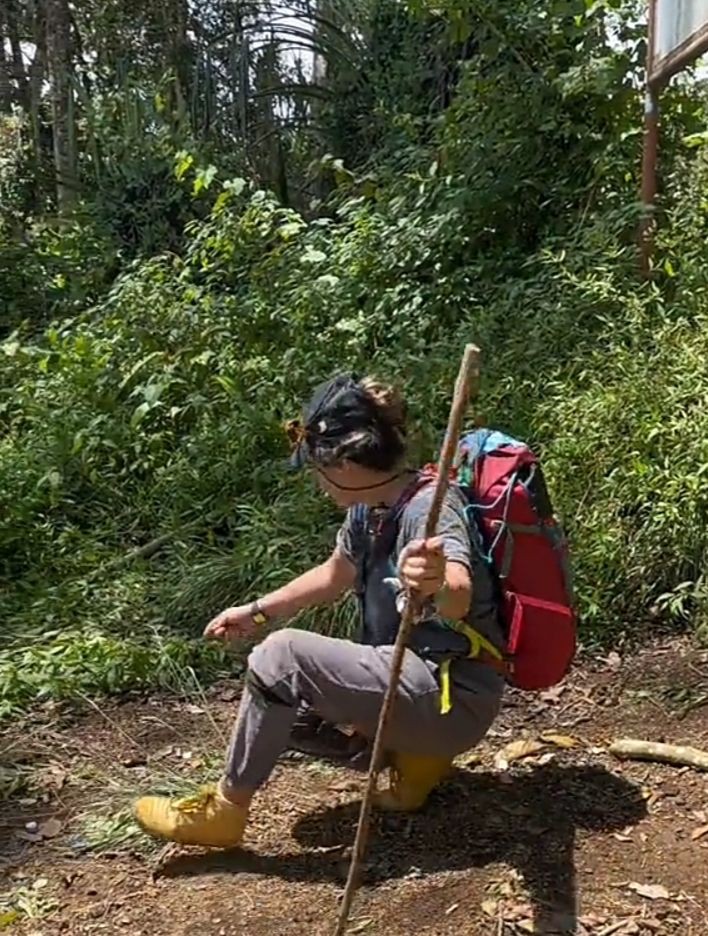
[45,0,77,212]
[7,0,32,112]
[28,0,46,176]
[312,1,333,93]
[1,1,27,113]
[0,9,12,113]
[164,0,191,132]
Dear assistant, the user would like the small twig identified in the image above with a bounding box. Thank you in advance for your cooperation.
[76,693,145,750]
[609,738,708,772]
[598,920,634,936]
[75,694,187,785]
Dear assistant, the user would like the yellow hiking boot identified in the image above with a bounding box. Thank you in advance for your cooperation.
[133,784,247,848]
[374,753,452,812]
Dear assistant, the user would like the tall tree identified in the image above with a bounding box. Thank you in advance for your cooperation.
[0,7,12,114]
[45,0,77,211]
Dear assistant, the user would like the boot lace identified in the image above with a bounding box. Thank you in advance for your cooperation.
[175,785,217,815]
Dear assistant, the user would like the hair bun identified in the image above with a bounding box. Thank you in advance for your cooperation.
[359,377,407,435]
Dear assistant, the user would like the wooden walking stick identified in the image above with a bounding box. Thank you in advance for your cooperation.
[332,344,481,936]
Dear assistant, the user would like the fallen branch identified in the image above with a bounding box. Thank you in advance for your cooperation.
[609,738,708,772]
[107,532,176,567]
[86,522,202,583]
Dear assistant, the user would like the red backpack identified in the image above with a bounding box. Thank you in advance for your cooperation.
[450,428,576,690]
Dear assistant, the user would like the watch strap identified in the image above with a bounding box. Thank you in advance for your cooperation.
[249,600,269,627]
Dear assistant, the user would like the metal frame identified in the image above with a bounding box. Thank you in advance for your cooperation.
[649,5,708,87]
[639,0,708,275]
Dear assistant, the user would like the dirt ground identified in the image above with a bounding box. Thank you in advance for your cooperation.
[2,637,708,935]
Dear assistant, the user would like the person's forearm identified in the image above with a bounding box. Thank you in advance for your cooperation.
[434,562,472,621]
[258,559,350,623]
[435,585,470,621]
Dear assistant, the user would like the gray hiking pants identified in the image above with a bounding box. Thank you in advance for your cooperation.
[224,628,502,790]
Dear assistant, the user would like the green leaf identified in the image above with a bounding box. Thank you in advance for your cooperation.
[193,165,218,197]
[224,177,246,195]
[301,247,326,264]
[213,191,230,214]
[214,375,237,396]
[117,352,163,394]
[683,131,708,148]
[0,909,21,928]
[316,274,340,288]
[174,150,194,181]
[279,221,305,241]
[130,402,150,429]
[143,382,163,405]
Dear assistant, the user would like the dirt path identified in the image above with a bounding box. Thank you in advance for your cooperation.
[2,638,708,935]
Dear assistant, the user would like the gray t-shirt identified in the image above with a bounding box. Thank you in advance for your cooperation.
[337,483,505,695]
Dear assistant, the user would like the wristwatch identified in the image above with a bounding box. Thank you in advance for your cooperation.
[249,600,269,627]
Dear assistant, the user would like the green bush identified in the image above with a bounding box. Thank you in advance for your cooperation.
[3,0,708,712]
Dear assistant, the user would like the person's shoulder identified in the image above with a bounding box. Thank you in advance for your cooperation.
[405,478,467,517]
[410,477,466,504]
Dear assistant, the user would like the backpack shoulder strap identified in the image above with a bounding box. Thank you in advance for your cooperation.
[373,473,435,557]
[350,502,369,529]
[347,503,370,556]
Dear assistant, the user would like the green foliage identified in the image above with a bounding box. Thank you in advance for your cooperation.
[0,625,228,719]
[2,0,708,712]
[0,212,122,335]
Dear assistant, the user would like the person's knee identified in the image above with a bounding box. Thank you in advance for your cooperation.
[247,628,300,683]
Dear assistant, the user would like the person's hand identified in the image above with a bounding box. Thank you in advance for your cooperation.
[204,605,259,641]
[398,537,446,598]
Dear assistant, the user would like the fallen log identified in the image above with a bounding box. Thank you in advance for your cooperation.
[609,738,708,771]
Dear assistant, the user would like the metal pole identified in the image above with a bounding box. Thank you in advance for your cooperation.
[639,0,659,278]
[639,84,659,279]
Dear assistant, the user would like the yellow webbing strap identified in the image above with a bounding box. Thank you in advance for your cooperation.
[439,659,452,715]
[455,621,504,662]
[438,623,504,715]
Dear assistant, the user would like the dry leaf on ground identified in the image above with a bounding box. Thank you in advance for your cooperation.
[480,899,498,918]
[455,750,482,767]
[627,882,670,900]
[540,732,581,749]
[349,919,373,933]
[493,739,544,770]
[39,762,68,792]
[39,817,63,839]
[539,685,566,704]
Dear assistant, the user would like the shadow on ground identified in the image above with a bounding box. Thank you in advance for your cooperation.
[161,763,647,934]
